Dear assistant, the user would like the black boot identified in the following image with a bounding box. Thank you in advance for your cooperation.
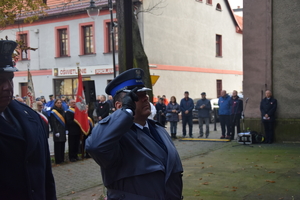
[173,134,177,139]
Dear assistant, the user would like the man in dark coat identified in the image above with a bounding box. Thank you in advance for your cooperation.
[155,97,167,126]
[36,100,50,138]
[260,90,277,144]
[86,68,183,200]
[180,91,194,138]
[96,95,110,121]
[0,40,56,199]
[229,90,243,140]
[65,99,81,162]
[195,92,211,138]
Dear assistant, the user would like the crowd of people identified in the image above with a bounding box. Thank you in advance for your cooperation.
[14,86,276,164]
[152,88,276,144]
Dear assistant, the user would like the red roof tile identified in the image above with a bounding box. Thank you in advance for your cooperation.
[234,14,243,31]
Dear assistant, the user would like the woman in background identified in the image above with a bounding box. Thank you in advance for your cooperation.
[166,96,180,139]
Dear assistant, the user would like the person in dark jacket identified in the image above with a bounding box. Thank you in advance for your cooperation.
[218,90,231,139]
[96,95,110,121]
[229,90,243,140]
[65,99,81,162]
[260,90,277,144]
[107,95,115,113]
[155,97,167,126]
[86,68,183,200]
[36,101,50,138]
[166,96,180,139]
[195,92,211,138]
[51,99,67,164]
[180,91,194,138]
[0,40,56,199]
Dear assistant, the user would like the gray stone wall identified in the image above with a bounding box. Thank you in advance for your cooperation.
[243,0,272,118]
[272,1,300,119]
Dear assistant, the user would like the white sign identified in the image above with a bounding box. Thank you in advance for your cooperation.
[53,65,114,76]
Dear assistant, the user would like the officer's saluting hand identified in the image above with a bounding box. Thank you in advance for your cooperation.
[121,87,139,116]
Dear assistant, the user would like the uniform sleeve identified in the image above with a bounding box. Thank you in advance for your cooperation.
[268,99,277,116]
[36,113,56,199]
[44,138,57,200]
[85,109,134,169]
[50,114,59,134]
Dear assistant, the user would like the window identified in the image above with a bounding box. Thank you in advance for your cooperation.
[79,22,95,55]
[83,25,94,54]
[54,77,90,100]
[207,0,212,5]
[19,34,28,60]
[216,3,221,10]
[104,19,118,53]
[216,80,222,97]
[55,26,70,57]
[216,34,222,57]
[59,29,68,56]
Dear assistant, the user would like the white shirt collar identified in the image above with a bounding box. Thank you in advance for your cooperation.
[135,121,149,130]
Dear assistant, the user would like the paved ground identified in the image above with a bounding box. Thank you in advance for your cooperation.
[50,122,300,200]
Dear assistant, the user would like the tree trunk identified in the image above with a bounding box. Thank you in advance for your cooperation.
[131,10,153,102]
[116,0,133,72]
[117,0,153,102]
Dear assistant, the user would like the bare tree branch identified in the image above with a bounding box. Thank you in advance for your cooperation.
[135,0,168,17]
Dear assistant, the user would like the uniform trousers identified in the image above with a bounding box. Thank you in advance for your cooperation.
[68,134,80,160]
[54,141,65,164]
[263,120,274,143]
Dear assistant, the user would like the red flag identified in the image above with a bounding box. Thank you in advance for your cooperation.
[27,69,36,109]
[74,68,90,135]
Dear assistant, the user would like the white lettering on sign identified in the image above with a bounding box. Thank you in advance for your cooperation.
[95,68,114,74]
[59,68,87,76]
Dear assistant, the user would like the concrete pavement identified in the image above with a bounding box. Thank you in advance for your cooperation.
[51,122,300,200]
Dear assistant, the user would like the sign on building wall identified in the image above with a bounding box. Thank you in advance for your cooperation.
[53,66,114,76]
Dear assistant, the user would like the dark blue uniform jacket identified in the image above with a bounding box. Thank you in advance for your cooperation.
[260,97,277,122]
[0,100,56,200]
[86,109,183,200]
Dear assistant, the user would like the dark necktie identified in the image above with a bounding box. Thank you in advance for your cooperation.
[142,126,167,152]
[142,127,152,138]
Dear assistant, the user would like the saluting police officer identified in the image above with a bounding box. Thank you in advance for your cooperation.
[0,40,56,199]
[86,68,183,200]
